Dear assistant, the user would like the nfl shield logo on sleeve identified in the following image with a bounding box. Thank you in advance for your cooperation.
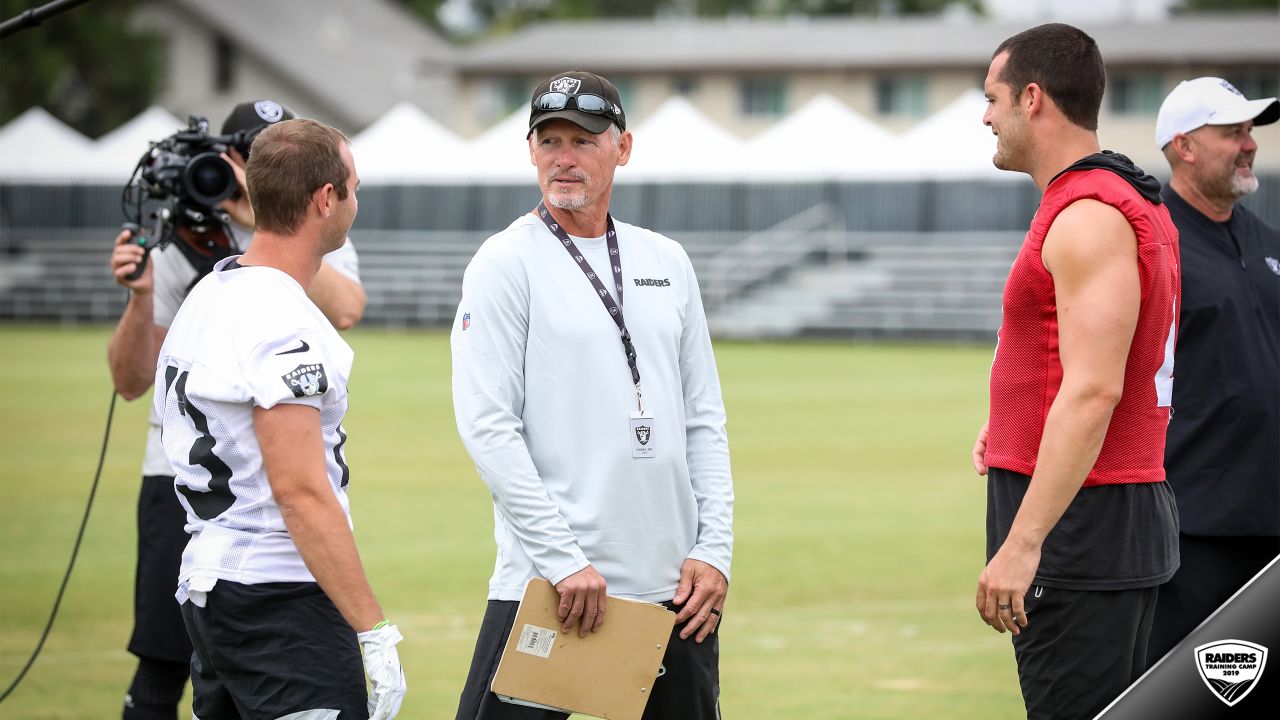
[1195,639,1268,706]
[462,312,471,330]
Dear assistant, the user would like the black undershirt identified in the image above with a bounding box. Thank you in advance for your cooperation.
[986,468,1180,591]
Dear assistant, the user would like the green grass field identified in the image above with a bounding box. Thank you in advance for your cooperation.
[0,326,1024,719]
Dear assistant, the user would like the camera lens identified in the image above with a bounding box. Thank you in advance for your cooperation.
[183,153,237,207]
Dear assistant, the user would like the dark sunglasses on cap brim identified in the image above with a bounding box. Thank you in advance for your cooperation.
[534,92,620,120]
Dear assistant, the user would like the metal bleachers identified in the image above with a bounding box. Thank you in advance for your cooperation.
[5,177,1277,341]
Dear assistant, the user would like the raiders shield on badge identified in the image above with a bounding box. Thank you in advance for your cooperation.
[629,413,655,458]
[1195,639,1268,707]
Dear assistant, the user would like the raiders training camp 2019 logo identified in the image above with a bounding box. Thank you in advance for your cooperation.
[1195,639,1268,707]
[635,425,651,446]
[549,76,581,95]
[282,364,328,398]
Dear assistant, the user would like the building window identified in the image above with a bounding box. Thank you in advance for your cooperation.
[501,77,529,115]
[1109,72,1163,115]
[672,75,698,97]
[740,76,787,117]
[875,75,928,117]
[214,35,235,93]
[1228,68,1279,103]
[612,77,634,111]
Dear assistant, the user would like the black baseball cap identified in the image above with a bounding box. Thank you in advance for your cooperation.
[221,99,295,135]
[221,100,296,156]
[528,70,626,137]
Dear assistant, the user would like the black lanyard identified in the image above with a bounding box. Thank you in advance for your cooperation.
[535,201,644,413]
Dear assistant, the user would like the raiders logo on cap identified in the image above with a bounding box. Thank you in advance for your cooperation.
[254,100,285,123]
[549,77,582,95]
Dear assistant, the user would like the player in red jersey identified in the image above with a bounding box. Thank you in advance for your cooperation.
[971,23,1181,720]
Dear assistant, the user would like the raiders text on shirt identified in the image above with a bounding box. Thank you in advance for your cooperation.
[633,278,671,287]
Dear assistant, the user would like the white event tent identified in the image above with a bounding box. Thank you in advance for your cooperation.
[893,88,1004,179]
[85,107,186,182]
[0,107,97,182]
[621,97,748,183]
[350,101,468,183]
[0,93,1018,184]
[745,93,898,181]
[463,108,538,184]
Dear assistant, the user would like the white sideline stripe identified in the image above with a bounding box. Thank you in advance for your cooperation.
[1089,554,1280,720]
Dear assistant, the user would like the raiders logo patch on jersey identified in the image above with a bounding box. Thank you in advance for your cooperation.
[282,363,328,398]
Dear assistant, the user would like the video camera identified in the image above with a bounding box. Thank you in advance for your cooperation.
[119,115,250,277]
[130,114,247,213]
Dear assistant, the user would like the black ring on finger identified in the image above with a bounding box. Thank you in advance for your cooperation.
[709,608,721,617]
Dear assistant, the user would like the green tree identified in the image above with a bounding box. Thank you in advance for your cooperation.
[0,0,161,137]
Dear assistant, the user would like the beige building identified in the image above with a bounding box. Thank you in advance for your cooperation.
[134,5,1279,173]
[135,0,453,134]
[454,14,1280,171]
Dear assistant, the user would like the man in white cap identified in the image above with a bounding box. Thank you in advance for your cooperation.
[1147,77,1280,666]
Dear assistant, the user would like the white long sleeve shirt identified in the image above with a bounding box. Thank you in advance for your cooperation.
[451,213,733,602]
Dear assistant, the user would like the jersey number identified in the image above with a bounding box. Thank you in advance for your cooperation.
[165,365,236,520]
[1154,299,1176,409]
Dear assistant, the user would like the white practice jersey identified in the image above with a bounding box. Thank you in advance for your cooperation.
[141,236,360,476]
[452,214,734,602]
[154,256,354,603]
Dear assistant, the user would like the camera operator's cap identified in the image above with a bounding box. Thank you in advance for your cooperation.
[1155,77,1279,149]
[220,99,296,136]
[528,70,626,137]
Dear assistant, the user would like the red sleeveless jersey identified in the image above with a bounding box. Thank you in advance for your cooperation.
[985,168,1180,487]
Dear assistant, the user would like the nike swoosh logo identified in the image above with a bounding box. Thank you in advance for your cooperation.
[276,340,310,355]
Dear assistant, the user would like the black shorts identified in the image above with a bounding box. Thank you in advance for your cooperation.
[181,580,367,720]
[1012,584,1158,720]
[129,474,192,663]
[455,598,721,720]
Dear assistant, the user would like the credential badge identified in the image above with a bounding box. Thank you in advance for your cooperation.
[549,77,581,95]
[1195,639,1268,707]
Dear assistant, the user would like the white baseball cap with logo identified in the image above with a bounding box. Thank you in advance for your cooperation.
[1154,77,1279,149]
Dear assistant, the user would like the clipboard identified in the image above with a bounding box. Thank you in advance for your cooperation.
[491,577,676,719]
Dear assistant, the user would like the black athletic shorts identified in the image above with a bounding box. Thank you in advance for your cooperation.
[1012,584,1158,720]
[455,598,721,720]
[181,580,367,720]
[128,474,192,664]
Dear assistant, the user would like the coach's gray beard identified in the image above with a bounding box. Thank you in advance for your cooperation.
[546,169,591,210]
[1231,172,1259,199]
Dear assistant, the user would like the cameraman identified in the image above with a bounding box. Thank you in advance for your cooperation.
[106,100,366,720]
